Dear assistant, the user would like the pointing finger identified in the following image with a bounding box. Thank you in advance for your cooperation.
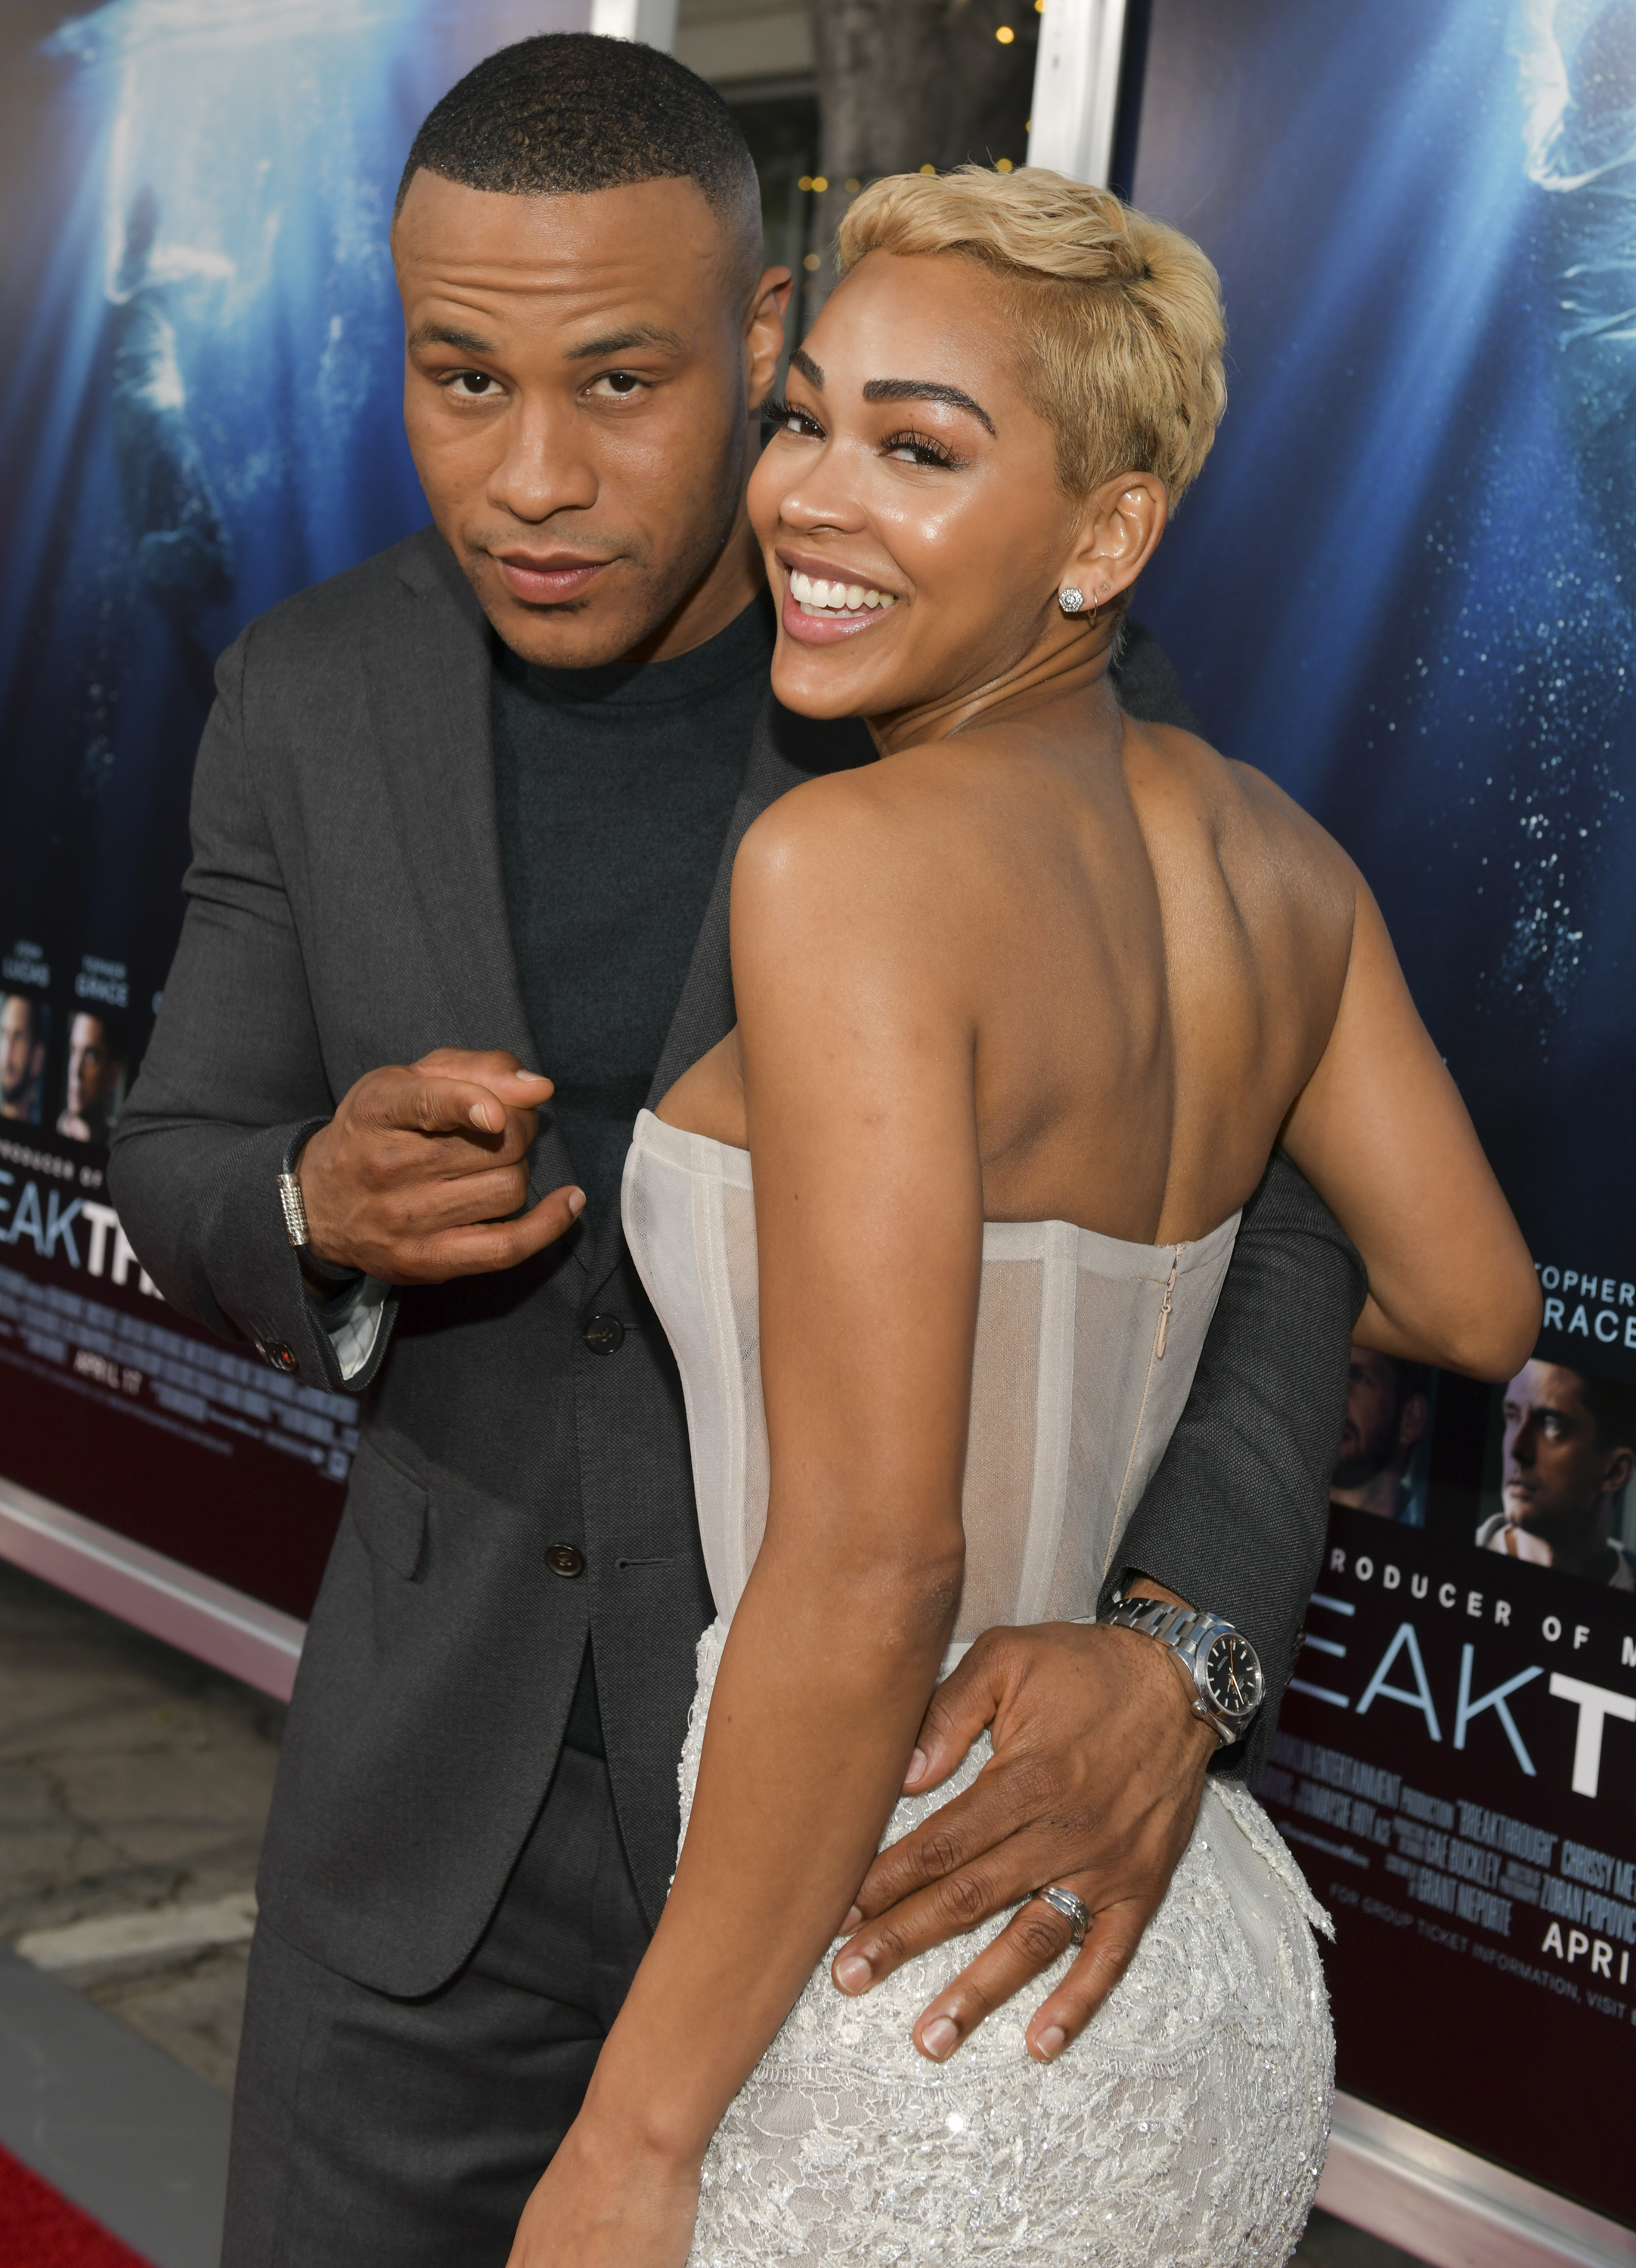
[370,1076,534,1142]
[392,1185,587,1282]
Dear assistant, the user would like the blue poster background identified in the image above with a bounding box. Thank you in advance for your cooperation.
[0,0,586,1610]
[1131,0,1636,2220]
[1132,0,1636,1376]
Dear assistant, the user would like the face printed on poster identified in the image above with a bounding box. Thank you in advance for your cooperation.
[1331,1346,1433,1527]
[1478,1362,1636,1588]
[0,996,49,1128]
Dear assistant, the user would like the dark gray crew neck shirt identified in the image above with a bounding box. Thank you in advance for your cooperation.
[491,591,776,1227]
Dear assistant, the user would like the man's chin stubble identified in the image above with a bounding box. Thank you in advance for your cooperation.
[468,554,724,670]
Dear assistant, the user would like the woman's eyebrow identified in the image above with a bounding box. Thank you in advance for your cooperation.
[862,377,996,434]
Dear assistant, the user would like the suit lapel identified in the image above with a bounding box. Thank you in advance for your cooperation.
[359,528,581,1222]
[579,695,875,1298]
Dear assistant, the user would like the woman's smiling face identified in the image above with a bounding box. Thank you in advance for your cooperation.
[748,250,1094,730]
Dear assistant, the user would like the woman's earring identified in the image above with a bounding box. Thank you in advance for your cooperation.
[1058,586,1085,614]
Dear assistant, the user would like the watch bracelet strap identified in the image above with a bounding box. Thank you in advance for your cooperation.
[277,1170,311,1249]
[1101,1592,1242,1745]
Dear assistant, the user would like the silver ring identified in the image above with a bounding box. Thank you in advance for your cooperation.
[1031,1885,1090,1944]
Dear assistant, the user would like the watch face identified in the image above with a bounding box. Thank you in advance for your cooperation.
[1203,1631,1264,1720]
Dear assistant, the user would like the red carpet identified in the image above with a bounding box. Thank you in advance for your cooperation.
[0,2143,152,2267]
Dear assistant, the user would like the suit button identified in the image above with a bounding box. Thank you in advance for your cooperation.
[257,1340,298,1374]
[581,1314,625,1356]
[545,1543,586,1579]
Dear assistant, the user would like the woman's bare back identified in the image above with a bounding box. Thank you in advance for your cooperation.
[663,704,1356,1249]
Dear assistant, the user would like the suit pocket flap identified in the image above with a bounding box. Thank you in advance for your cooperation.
[346,1436,428,1580]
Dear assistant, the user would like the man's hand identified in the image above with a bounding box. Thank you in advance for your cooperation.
[829,1597,1219,2065]
[297,1048,584,1284]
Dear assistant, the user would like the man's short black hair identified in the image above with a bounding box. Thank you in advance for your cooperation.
[396,33,761,278]
[1389,1357,1432,1409]
[1572,1371,1636,1456]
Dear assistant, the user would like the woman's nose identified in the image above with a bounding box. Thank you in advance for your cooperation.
[777,466,866,534]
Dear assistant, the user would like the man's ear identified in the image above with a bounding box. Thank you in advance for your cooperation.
[1058,472,1169,609]
[745,265,795,408]
[1600,1442,1635,1497]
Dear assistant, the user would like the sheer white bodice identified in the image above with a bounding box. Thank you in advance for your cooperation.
[622,1108,1241,1646]
[621,1107,1333,2267]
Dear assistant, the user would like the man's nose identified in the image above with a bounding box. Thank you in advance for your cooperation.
[488,396,598,525]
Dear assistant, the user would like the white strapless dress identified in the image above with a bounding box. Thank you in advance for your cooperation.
[622,1110,1333,2267]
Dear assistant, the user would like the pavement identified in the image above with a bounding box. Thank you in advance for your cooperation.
[0,1551,1427,2267]
[0,1555,280,2095]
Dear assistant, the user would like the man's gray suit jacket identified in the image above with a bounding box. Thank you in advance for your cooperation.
[109,525,1365,2002]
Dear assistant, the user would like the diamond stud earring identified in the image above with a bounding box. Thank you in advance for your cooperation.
[1058,586,1086,614]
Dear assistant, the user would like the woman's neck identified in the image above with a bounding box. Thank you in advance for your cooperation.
[865,612,1125,758]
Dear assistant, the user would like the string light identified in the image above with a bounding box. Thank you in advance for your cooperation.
[996,158,1014,173]
[919,162,935,175]
[996,23,1015,41]
[803,253,820,271]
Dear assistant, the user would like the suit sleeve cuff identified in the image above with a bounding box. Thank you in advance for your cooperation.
[311,1273,391,1382]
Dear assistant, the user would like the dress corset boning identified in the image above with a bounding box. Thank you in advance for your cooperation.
[619,1109,1334,2268]
[621,1108,1241,1652]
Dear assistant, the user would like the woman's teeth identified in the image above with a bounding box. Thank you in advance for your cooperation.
[789,569,895,615]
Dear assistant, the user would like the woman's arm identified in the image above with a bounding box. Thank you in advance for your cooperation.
[510,778,977,2263]
[1280,878,1540,1380]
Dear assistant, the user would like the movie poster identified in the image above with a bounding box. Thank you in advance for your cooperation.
[1131,0,1636,2225]
[0,0,587,1612]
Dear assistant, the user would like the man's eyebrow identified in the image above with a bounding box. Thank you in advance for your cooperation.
[407,321,496,355]
[790,347,824,387]
[863,377,996,434]
[565,322,686,361]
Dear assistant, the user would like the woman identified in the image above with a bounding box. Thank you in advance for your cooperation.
[510,168,1539,2266]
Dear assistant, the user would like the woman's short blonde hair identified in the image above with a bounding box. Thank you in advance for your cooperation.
[835,166,1226,512]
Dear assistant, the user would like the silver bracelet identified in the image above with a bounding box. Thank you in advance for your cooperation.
[277,1169,311,1249]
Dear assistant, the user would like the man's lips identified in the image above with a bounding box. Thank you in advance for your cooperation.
[493,553,614,606]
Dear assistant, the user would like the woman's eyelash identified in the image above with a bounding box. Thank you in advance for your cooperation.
[881,429,958,468]
[762,397,826,437]
[760,401,958,468]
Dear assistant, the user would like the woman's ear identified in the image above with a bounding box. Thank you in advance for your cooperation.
[1060,472,1169,609]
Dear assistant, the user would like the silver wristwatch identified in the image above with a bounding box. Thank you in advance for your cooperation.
[1099,1591,1266,1746]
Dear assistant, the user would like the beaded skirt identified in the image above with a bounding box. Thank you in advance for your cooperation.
[680,1619,1334,2268]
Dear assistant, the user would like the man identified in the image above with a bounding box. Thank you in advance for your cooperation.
[1330,1343,1430,1521]
[1478,1359,1636,1585]
[0,993,45,1124]
[57,1010,124,1145]
[109,35,1363,2264]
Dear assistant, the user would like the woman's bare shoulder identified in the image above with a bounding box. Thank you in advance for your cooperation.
[733,750,974,916]
[1127,719,1359,911]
